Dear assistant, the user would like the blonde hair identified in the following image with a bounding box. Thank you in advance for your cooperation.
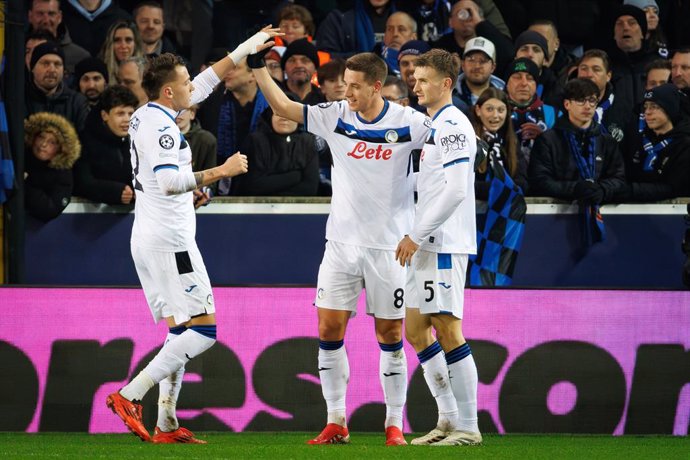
[100,20,145,85]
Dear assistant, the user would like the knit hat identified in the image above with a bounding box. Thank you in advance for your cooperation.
[644,83,682,123]
[281,38,319,69]
[464,36,496,61]
[615,5,648,37]
[505,57,540,82]
[624,0,659,13]
[74,57,109,84]
[24,112,81,169]
[514,30,549,61]
[397,39,431,62]
[30,41,64,70]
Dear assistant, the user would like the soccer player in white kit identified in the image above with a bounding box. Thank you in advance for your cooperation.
[396,49,482,446]
[248,50,430,445]
[105,26,281,444]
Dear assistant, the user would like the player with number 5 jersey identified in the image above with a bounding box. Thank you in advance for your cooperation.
[248,50,430,446]
[396,49,481,447]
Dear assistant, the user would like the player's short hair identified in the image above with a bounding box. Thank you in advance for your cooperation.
[346,53,388,86]
[317,58,346,86]
[278,4,315,37]
[415,48,461,87]
[579,49,611,73]
[99,85,139,112]
[142,53,185,100]
[383,75,408,98]
[563,77,600,101]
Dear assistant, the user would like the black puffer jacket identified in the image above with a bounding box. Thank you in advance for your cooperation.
[623,120,690,202]
[73,108,132,205]
[528,117,626,202]
[25,79,89,132]
[231,118,319,196]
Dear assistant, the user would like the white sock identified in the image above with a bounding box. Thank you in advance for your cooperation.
[446,343,479,433]
[419,345,459,431]
[379,342,407,430]
[121,326,216,402]
[157,331,185,432]
[318,340,349,427]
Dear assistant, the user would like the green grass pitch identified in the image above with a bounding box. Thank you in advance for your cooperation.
[1,432,688,459]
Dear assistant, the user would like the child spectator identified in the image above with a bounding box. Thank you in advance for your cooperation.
[73,85,138,205]
[24,112,81,222]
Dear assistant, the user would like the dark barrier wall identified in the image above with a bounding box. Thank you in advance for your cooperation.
[24,201,688,287]
[1,287,688,434]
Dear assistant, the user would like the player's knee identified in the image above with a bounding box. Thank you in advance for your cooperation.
[318,319,346,341]
[405,324,433,349]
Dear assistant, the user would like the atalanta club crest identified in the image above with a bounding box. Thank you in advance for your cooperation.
[385,129,399,143]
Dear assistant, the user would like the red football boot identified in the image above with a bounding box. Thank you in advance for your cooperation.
[306,423,350,444]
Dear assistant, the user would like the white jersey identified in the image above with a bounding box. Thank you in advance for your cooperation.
[305,99,430,250]
[412,103,477,254]
[129,67,220,250]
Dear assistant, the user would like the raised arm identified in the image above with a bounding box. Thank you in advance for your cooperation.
[247,49,305,124]
[210,25,282,80]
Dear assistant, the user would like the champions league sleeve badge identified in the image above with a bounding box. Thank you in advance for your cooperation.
[159,134,175,149]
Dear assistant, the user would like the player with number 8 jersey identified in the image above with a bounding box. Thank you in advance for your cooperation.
[248,50,430,445]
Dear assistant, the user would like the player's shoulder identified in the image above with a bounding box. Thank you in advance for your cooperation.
[136,103,179,133]
[433,104,472,131]
[311,100,345,114]
[389,103,431,129]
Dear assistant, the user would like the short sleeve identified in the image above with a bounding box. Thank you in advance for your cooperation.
[305,101,344,138]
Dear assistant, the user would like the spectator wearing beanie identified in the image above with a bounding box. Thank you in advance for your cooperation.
[513,30,560,107]
[397,39,430,112]
[281,38,325,105]
[24,112,81,222]
[609,4,659,110]
[26,41,89,132]
[622,83,690,201]
[624,0,668,59]
[504,57,556,163]
[73,57,109,107]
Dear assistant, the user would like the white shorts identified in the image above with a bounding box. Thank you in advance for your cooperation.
[406,250,468,319]
[131,243,215,325]
[315,241,406,319]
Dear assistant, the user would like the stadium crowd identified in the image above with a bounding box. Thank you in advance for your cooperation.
[15,0,690,264]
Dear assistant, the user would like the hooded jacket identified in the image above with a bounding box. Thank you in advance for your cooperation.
[231,116,319,196]
[624,119,690,201]
[73,108,132,205]
[528,116,626,202]
[24,112,81,221]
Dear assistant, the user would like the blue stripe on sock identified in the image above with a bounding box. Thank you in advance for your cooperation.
[189,324,217,340]
[445,343,471,365]
[319,339,344,350]
[169,326,186,335]
[379,341,403,352]
[417,341,443,364]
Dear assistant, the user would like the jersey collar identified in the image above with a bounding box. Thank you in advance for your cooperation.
[147,102,178,123]
[356,98,390,125]
[431,104,453,121]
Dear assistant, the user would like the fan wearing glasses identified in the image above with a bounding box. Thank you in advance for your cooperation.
[528,78,626,206]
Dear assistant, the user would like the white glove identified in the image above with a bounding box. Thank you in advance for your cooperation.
[228,30,270,64]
